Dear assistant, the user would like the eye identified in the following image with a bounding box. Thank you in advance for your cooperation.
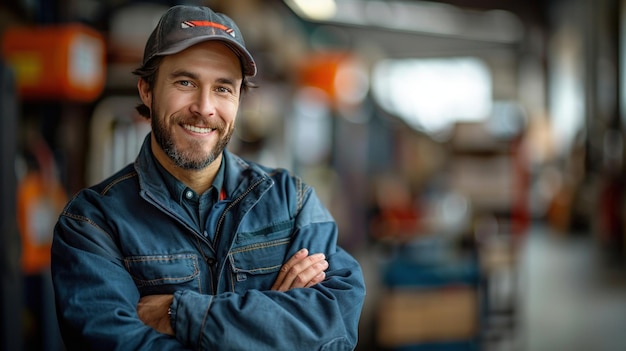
[216,86,232,94]
[177,80,194,88]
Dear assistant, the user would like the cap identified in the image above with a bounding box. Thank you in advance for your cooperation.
[142,5,257,77]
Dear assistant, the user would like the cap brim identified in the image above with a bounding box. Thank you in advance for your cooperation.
[150,35,256,77]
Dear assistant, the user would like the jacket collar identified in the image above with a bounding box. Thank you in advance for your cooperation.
[134,133,273,204]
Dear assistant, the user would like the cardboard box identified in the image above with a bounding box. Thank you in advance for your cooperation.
[377,286,478,347]
[449,155,514,211]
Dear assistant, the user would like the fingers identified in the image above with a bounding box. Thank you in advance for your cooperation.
[304,271,326,288]
[271,248,308,290]
[271,249,328,292]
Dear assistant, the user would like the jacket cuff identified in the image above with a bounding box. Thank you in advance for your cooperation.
[170,291,181,337]
[172,290,213,348]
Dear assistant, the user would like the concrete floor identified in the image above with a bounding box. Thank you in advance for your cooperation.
[520,227,626,351]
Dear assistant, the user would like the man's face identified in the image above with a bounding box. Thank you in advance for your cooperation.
[140,41,243,170]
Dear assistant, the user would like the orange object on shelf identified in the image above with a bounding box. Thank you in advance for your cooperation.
[297,51,366,106]
[16,136,68,275]
[2,23,106,102]
[17,171,67,275]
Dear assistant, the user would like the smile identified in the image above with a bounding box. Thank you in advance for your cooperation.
[183,124,215,134]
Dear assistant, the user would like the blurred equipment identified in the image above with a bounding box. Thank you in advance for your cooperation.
[375,233,481,350]
[87,96,150,185]
[1,24,105,102]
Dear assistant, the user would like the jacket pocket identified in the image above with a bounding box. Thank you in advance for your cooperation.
[229,222,293,291]
[124,253,200,295]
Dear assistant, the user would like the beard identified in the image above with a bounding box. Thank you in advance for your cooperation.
[151,108,233,170]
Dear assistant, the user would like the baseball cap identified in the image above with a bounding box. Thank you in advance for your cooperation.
[142,5,257,77]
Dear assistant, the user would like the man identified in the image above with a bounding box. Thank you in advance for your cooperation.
[51,5,365,351]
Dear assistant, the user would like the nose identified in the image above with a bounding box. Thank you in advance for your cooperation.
[190,89,216,117]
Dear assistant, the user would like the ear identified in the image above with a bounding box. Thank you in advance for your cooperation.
[137,78,152,112]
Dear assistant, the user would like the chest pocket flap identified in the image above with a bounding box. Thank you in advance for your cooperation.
[230,220,294,275]
[124,253,200,288]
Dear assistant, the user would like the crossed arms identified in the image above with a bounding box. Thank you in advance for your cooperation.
[137,248,328,335]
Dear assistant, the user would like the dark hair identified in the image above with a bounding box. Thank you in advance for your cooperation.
[132,56,257,119]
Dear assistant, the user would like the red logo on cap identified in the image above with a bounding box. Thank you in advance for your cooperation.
[181,21,235,37]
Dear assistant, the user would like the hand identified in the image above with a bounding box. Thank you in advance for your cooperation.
[137,294,174,335]
[271,248,328,292]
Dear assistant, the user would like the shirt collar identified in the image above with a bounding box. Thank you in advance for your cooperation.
[153,153,225,204]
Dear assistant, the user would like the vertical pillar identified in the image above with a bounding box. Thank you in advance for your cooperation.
[0,62,22,351]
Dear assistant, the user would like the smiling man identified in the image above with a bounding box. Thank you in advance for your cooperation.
[51,5,365,351]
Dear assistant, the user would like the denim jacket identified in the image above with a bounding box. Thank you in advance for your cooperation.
[51,135,366,351]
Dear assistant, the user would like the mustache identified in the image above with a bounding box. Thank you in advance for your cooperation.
[174,114,226,130]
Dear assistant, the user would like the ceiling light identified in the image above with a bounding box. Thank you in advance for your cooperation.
[284,0,337,21]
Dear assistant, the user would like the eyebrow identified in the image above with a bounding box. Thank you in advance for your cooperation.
[168,70,237,87]
[169,70,199,81]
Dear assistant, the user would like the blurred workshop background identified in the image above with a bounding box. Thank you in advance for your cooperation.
[2,0,626,350]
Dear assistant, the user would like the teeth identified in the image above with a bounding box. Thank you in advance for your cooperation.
[183,124,214,133]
